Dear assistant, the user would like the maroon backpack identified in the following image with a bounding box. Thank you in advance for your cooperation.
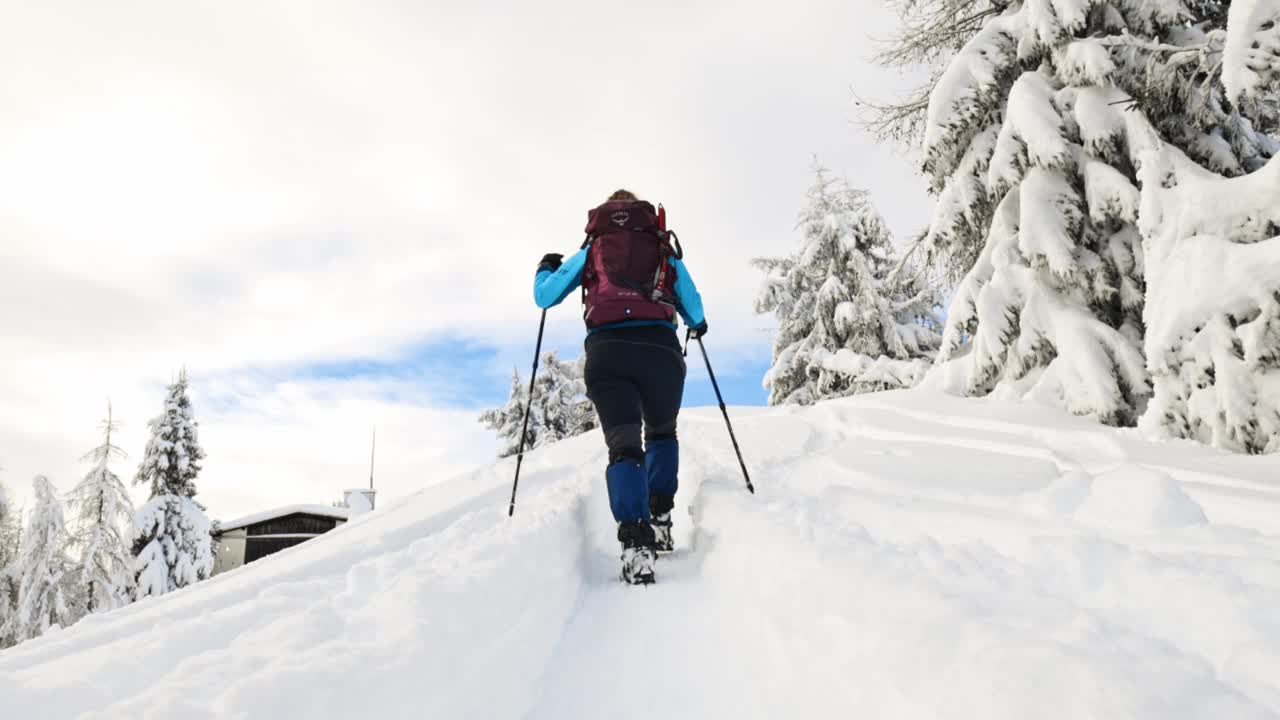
[580,200,683,329]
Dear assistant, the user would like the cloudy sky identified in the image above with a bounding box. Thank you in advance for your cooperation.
[0,0,930,520]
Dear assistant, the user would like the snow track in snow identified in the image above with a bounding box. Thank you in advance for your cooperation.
[3,391,1280,719]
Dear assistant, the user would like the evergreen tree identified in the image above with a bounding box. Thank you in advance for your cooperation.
[135,370,205,498]
[132,371,213,598]
[1,476,74,645]
[67,403,135,614]
[479,352,597,457]
[753,163,941,405]
[875,0,1278,425]
[0,479,20,648]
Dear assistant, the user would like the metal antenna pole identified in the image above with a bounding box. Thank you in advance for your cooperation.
[369,427,376,490]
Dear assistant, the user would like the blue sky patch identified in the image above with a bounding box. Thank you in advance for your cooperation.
[232,335,771,412]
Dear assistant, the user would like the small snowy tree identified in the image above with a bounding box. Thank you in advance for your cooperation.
[481,371,531,457]
[132,371,213,598]
[479,352,597,457]
[0,479,20,648]
[877,0,1279,425]
[1,476,74,645]
[67,403,136,614]
[753,163,941,405]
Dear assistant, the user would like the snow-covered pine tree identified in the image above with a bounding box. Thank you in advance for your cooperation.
[0,479,19,648]
[1,476,74,645]
[135,371,205,499]
[753,163,942,405]
[479,352,597,457]
[67,403,135,614]
[481,371,531,457]
[132,371,213,598]
[878,0,1279,425]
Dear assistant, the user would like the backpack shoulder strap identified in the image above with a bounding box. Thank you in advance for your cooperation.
[665,230,683,260]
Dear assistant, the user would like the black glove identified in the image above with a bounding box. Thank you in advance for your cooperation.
[689,321,709,339]
[538,253,564,273]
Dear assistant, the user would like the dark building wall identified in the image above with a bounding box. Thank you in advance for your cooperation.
[244,536,313,563]
[247,514,342,537]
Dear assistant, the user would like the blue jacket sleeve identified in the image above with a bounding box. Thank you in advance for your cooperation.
[671,258,706,328]
[533,247,588,309]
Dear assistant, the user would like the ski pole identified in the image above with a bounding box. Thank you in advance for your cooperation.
[689,330,755,494]
[508,310,548,516]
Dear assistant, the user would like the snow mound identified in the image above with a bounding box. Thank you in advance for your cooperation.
[1074,464,1210,532]
[1020,469,1093,518]
[2,390,1280,719]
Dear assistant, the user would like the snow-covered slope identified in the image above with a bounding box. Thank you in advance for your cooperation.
[4,391,1280,719]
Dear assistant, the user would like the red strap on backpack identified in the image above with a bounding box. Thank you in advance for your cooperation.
[650,204,671,301]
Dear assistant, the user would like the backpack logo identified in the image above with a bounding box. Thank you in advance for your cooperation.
[610,211,630,227]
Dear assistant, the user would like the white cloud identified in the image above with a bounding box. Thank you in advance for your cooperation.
[0,370,498,521]
[0,0,931,513]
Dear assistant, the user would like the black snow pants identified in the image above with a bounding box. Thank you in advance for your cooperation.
[583,325,686,525]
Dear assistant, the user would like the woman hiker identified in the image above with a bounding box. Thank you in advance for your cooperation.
[533,189,707,585]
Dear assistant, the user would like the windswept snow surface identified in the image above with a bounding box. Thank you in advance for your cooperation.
[4,391,1280,719]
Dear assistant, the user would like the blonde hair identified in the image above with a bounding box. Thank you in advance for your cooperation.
[608,189,639,202]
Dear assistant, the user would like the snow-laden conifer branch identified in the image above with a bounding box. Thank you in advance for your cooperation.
[1223,0,1280,105]
[1138,147,1280,452]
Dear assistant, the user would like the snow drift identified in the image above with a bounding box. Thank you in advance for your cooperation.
[2,391,1280,719]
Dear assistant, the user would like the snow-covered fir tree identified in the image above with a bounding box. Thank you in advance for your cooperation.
[878,0,1279,426]
[479,352,597,457]
[0,479,19,648]
[753,163,941,405]
[1,476,74,645]
[67,404,136,614]
[135,371,205,499]
[132,371,213,598]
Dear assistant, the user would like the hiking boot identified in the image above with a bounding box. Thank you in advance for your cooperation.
[648,491,675,553]
[651,511,674,553]
[617,520,657,586]
[620,545,656,585]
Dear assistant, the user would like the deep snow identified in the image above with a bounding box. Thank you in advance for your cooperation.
[3,390,1280,719]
